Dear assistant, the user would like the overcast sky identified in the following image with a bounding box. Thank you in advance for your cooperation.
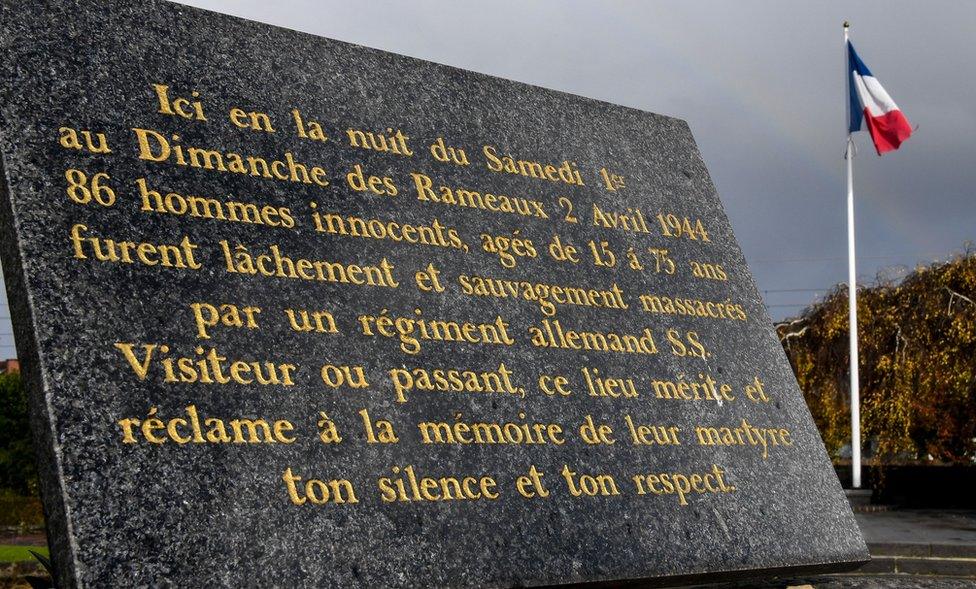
[2,0,975,357]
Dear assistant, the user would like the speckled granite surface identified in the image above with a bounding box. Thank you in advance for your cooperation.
[0,1,867,587]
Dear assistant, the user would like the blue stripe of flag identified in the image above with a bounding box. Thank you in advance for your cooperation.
[847,41,872,133]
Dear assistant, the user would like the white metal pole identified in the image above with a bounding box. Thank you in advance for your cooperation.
[844,22,862,490]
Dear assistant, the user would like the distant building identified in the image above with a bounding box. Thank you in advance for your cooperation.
[1,358,20,373]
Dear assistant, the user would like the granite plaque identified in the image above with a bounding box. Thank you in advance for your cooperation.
[0,1,868,587]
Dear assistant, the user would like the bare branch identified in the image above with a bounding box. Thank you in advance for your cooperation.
[779,325,810,342]
[775,317,807,330]
[944,286,975,315]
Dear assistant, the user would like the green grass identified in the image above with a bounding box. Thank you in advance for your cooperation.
[0,544,48,563]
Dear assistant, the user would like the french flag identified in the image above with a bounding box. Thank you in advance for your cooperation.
[848,41,913,155]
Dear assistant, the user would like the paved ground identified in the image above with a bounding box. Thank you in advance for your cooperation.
[691,510,976,587]
[699,576,976,588]
[0,534,43,548]
[857,510,976,547]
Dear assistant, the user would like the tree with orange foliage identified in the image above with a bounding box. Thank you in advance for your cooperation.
[778,249,976,463]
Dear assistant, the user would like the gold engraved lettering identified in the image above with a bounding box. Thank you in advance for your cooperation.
[377,465,498,502]
[632,465,735,505]
[118,405,296,445]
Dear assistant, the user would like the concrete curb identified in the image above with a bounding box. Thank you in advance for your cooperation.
[861,553,976,577]
[869,542,976,559]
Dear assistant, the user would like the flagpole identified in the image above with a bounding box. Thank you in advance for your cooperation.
[844,21,862,490]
